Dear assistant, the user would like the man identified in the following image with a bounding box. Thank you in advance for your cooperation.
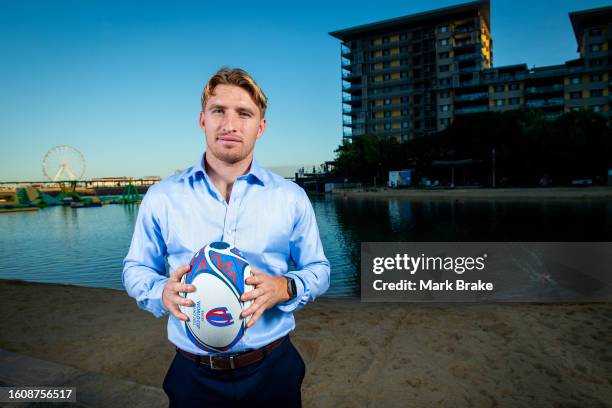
[123,67,330,407]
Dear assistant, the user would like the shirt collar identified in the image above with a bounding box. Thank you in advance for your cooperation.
[182,153,267,186]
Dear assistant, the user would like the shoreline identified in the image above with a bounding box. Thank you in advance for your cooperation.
[330,186,612,199]
[1,280,611,407]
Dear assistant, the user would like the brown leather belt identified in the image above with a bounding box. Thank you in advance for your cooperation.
[176,336,286,370]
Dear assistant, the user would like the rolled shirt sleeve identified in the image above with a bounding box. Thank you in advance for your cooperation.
[277,189,331,313]
[122,191,170,318]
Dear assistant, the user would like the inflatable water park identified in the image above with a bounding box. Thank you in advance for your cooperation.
[0,184,142,213]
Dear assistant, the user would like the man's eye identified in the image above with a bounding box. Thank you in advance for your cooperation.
[240,112,251,118]
[212,109,223,114]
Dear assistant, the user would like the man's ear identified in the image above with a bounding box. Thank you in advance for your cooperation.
[256,117,267,140]
[199,111,206,130]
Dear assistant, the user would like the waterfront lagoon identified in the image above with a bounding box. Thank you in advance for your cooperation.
[0,194,610,298]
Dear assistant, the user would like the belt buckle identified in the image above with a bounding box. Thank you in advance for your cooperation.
[209,355,235,370]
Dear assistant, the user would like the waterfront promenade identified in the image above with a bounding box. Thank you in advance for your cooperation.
[1,280,610,407]
[332,186,612,199]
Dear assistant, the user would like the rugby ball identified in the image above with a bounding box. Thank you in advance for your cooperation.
[179,242,253,353]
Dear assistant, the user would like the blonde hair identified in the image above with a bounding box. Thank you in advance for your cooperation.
[201,67,268,117]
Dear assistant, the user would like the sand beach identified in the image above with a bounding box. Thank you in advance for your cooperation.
[0,280,611,407]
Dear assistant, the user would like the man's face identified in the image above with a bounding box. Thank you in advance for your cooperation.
[200,84,266,165]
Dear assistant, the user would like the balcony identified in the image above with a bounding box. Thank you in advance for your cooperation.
[525,84,563,95]
[454,106,488,115]
[454,92,488,102]
[454,26,476,34]
[342,70,360,81]
[455,53,478,62]
[341,44,352,57]
[343,117,366,127]
[458,65,478,73]
[342,94,362,104]
[454,40,477,48]
[342,82,363,92]
[459,80,479,87]
[525,98,564,108]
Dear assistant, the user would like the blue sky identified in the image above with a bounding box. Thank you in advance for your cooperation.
[1,0,609,181]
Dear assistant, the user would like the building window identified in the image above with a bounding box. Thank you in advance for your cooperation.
[438,52,449,59]
[439,39,449,46]
[382,61,390,69]
[570,107,582,112]
[384,98,391,105]
[570,91,582,99]
[440,118,450,126]
[439,78,450,86]
[383,73,391,81]
[509,83,520,91]
[508,97,520,105]
[440,104,450,112]
[439,25,449,33]
[401,71,409,78]
[384,123,392,130]
[383,37,390,44]
[495,99,505,106]
[400,58,409,65]
[400,33,407,40]
[370,63,377,70]
[401,96,409,103]
[383,49,390,56]
[483,73,494,80]
[589,28,602,36]
[590,89,604,98]
[439,64,450,72]
[439,91,450,98]
[590,43,602,52]
[494,85,505,92]
[384,111,392,117]
[402,121,409,128]
[590,74,602,82]
[592,105,603,113]
[402,109,409,116]
[589,58,603,67]
[570,76,582,84]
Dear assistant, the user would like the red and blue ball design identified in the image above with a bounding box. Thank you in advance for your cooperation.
[180,242,253,353]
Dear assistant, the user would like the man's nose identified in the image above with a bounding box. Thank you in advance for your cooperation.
[222,111,238,133]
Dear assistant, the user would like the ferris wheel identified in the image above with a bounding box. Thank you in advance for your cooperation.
[42,145,87,181]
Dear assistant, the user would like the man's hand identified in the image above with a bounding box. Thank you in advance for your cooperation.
[240,268,291,328]
[162,264,196,321]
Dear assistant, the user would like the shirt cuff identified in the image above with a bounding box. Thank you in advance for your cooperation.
[276,273,305,313]
[137,277,169,318]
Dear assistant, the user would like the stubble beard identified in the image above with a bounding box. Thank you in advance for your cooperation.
[208,141,254,165]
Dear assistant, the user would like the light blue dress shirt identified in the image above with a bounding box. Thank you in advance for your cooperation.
[122,155,330,355]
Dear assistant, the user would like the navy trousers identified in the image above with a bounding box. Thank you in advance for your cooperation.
[163,337,305,407]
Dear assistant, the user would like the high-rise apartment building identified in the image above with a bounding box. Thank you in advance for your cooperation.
[330,1,611,143]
